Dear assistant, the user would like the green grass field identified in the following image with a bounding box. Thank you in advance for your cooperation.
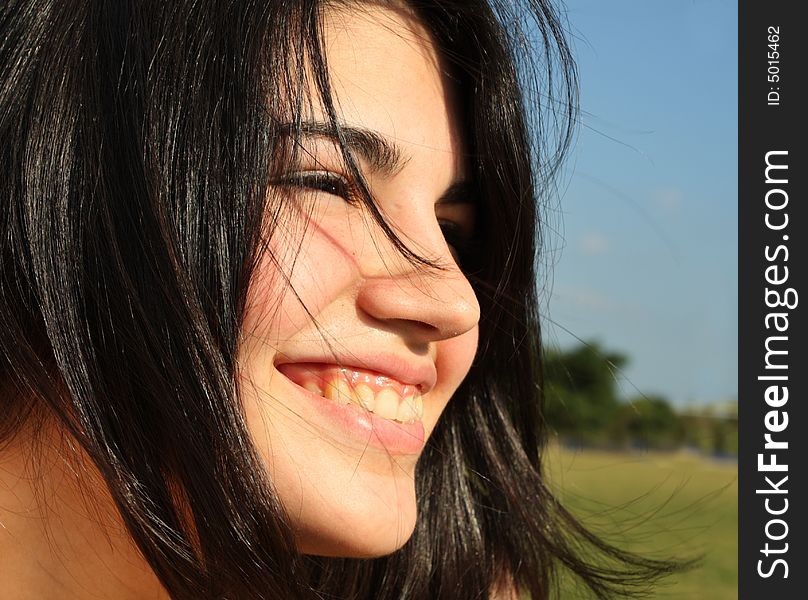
[545,444,738,599]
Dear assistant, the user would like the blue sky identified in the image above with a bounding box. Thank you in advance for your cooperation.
[542,0,737,406]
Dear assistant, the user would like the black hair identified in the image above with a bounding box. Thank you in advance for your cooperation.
[1,1,678,598]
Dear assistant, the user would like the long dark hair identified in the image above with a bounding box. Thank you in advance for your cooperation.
[1,1,676,598]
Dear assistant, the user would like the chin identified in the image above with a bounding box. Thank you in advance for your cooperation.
[295,474,419,558]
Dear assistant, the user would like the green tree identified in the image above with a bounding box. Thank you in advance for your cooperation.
[543,342,626,441]
[610,395,684,449]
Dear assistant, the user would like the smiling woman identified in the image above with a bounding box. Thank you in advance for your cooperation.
[1,1,672,599]
[241,8,481,556]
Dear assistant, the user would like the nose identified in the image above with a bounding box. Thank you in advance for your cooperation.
[355,252,481,345]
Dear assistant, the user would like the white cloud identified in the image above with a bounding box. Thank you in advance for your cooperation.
[653,187,684,215]
[579,232,610,256]
[551,284,614,312]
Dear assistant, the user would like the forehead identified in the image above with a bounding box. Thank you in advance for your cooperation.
[316,4,464,177]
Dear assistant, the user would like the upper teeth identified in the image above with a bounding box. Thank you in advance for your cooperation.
[310,377,424,423]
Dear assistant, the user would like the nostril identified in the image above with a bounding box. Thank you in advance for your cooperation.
[393,318,441,336]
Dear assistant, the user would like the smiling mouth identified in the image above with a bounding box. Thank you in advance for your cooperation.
[277,363,425,424]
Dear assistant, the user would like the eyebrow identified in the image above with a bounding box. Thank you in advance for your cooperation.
[437,181,478,206]
[281,120,408,176]
[279,119,478,205]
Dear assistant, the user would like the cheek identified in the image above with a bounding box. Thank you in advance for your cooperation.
[437,325,479,384]
[428,325,479,423]
[242,220,356,340]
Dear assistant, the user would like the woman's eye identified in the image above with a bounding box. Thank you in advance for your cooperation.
[278,171,356,203]
[438,219,478,267]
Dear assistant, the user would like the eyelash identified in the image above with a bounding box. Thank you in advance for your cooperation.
[281,171,358,204]
[279,170,479,268]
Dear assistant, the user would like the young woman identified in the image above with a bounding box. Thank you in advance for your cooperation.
[0,1,673,598]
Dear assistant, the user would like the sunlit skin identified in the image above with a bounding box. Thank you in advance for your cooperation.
[239,5,480,556]
[0,4,479,598]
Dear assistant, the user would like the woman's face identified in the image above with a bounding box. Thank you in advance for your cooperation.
[239,5,480,557]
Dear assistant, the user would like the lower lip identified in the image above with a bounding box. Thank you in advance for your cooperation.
[277,367,426,455]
